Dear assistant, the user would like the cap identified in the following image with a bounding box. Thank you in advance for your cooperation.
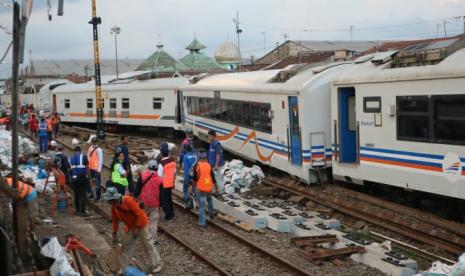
[148,160,158,170]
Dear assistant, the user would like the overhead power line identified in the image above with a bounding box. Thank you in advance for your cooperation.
[241,16,459,33]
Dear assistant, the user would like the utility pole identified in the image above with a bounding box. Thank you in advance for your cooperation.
[11,1,27,259]
[89,0,105,139]
[350,25,354,41]
[110,25,121,79]
[443,20,448,37]
[282,33,289,42]
[233,11,242,66]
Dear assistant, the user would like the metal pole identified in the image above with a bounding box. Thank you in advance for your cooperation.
[114,32,118,79]
[89,0,104,139]
[11,2,27,259]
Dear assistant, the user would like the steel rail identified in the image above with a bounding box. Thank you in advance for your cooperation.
[19,130,232,276]
[263,178,464,256]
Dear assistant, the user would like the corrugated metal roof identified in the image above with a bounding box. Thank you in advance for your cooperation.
[28,58,144,76]
[296,40,383,52]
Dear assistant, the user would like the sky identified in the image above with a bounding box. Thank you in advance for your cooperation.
[0,0,465,78]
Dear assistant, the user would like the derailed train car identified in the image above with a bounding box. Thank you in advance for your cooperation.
[331,37,465,201]
[180,63,352,184]
[52,76,188,129]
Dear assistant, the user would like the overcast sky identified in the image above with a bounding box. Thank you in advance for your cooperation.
[1,0,465,78]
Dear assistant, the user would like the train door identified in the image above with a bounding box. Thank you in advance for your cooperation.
[175,90,184,124]
[338,87,357,163]
[288,96,302,165]
[52,94,57,113]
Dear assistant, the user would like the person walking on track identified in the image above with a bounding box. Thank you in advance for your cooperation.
[208,129,224,193]
[88,136,103,202]
[135,160,162,245]
[115,136,134,194]
[182,144,197,207]
[159,142,176,221]
[37,116,48,153]
[69,146,90,216]
[192,149,218,228]
[103,187,162,274]
[178,128,194,167]
[111,152,129,196]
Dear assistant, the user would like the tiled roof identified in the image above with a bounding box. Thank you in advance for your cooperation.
[180,52,223,71]
[137,44,189,72]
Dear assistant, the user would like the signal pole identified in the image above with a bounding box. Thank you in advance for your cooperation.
[233,11,242,66]
[89,0,105,139]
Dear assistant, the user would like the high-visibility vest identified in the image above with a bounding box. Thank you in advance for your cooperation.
[196,161,214,193]
[51,116,60,125]
[88,146,100,171]
[112,163,128,187]
[70,153,87,177]
[162,161,176,188]
[5,178,33,199]
[46,118,53,131]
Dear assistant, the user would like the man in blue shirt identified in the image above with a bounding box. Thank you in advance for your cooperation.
[115,135,133,194]
[69,146,90,216]
[182,144,197,207]
[37,117,48,153]
[208,129,224,194]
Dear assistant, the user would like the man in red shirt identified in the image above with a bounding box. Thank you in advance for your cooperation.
[135,160,162,244]
[29,114,38,138]
[103,187,162,273]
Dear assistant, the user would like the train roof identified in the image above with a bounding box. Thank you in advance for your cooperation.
[181,63,350,94]
[333,47,465,85]
[53,76,188,94]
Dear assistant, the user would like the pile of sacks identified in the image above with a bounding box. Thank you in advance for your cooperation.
[222,159,265,194]
[0,129,37,168]
[20,164,54,194]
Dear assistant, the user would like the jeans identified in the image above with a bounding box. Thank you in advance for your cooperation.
[183,177,198,203]
[39,136,48,153]
[90,170,101,201]
[214,167,223,193]
[198,192,213,227]
[160,186,174,220]
[53,124,59,137]
[120,226,161,269]
[72,175,89,214]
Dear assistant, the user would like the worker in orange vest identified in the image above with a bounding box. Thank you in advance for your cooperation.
[88,136,103,201]
[159,142,176,221]
[102,187,162,273]
[51,112,61,137]
[5,177,39,230]
[46,115,53,141]
[192,149,218,227]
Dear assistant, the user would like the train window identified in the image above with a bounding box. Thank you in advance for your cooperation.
[397,96,430,141]
[122,98,129,109]
[110,98,117,109]
[153,98,163,109]
[64,99,70,109]
[186,96,272,133]
[363,97,381,113]
[87,98,93,109]
[433,95,465,145]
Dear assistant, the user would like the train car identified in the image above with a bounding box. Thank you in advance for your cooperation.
[180,63,351,183]
[331,37,465,200]
[52,76,188,129]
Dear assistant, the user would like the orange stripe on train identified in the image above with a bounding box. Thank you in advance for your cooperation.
[360,157,443,172]
[69,112,160,120]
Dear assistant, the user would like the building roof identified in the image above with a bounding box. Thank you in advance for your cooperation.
[215,42,241,63]
[26,58,144,77]
[180,52,223,71]
[137,42,190,72]
[294,40,383,52]
[362,35,464,54]
[185,38,206,52]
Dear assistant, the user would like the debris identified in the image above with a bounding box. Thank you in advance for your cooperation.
[0,129,37,168]
[40,237,79,276]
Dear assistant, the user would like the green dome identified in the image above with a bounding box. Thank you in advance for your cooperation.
[137,42,189,72]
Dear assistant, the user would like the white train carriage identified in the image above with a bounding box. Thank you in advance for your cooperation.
[52,77,188,129]
[180,64,351,183]
[331,38,465,200]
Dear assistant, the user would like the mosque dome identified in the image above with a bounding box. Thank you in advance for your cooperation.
[215,42,241,63]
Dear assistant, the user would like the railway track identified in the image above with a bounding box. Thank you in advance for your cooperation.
[44,130,314,276]
[263,177,465,257]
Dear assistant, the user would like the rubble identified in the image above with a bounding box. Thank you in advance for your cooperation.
[40,237,79,276]
[0,128,37,169]
[221,159,265,194]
